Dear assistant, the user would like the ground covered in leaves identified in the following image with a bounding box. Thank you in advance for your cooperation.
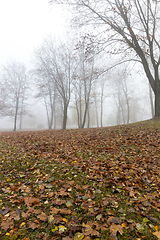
[0,119,160,240]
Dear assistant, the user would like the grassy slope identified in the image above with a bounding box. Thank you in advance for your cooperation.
[0,119,160,240]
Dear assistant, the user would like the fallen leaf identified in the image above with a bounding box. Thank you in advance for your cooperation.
[83,225,100,237]
[37,212,47,221]
[153,231,160,238]
[74,232,84,240]
[48,215,55,224]
[24,197,40,207]
[109,223,123,235]
[28,221,40,229]
[1,219,14,230]
[59,225,67,233]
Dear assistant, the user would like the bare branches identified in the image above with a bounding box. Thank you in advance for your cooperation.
[50,0,160,116]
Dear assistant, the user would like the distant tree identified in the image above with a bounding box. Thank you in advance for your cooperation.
[50,0,160,118]
[33,41,59,130]
[73,35,100,128]
[110,66,133,125]
[33,38,76,129]
[0,61,28,131]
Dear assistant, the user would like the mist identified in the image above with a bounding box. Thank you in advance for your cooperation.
[0,1,155,131]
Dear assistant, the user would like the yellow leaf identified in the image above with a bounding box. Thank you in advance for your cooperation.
[63,218,68,223]
[155,226,159,231]
[20,222,26,227]
[59,225,67,233]
[122,223,126,228]
[51,226,58,232]
[82,222,86,227]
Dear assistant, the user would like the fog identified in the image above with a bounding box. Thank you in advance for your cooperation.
[0,0,154,131]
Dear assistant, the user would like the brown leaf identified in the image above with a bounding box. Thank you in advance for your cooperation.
[60,208,71,215]
[37,212,47,221]
[153,231,160,238]
[110,223,123,236]
[28,221,41,229]
[83,237,91,240]
[34,209,42,214]
[58,188,69,196]
[1,219,14,230]
[83,225,100,237]
[50,207,60,214]
[22,211,30,219]
[109,232,118,240]
[107,216,114,225]
[111,217,122,225]
[24,197,41,207]
[52,199,66,205]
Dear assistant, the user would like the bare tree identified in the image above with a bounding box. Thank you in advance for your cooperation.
[110,66,132,125]
[73,35,99,128]
[33,42,59,130]
[50,0,160,118]
[0,61,28,131]
[33,38,76,129]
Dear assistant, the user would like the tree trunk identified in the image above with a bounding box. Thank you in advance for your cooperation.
[75,100,80,128]
[149,83,154,118]
[126,98,130,124]
[154,82,160,118]
[100,86,104,128]
[117,105,120,125]
[14,98,19,131]
[62,102,68,129]
[87,104,90,128]
[94,96,99,127]
[82,101,89,128]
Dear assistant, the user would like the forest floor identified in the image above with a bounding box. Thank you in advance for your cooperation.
[0,119,160,240]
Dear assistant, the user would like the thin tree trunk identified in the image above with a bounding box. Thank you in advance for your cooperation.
[75,100,80,128]
[126,98,130,124]
[14,98,19,131]
[82,101,89,128]
[149,83,154,118]
[44,98,50,129]
[94,94,99,127]
[155,86,160,118]
[87,103,90,128]
[117,105,120,125]
[19,98,24,130]
[62,102,68,129]
[100,86,104,127]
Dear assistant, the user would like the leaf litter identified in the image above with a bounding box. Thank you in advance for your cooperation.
[0,120,160,239]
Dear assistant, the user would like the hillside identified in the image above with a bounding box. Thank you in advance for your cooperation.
[0,120,160,240]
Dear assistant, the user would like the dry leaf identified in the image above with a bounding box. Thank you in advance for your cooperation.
[37,212,47,221]
[60,208,71,215]
[24,197,40,207]
[1,219,14,230]
[50,207,60,214]
[83,224,100,237]
[28,221,40,230]
[153,231,160,238]
[110,223,123,235]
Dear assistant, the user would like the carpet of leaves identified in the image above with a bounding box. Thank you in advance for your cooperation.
[0,120,160,240]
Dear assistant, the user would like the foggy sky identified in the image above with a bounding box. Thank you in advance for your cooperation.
[0,0,67,66]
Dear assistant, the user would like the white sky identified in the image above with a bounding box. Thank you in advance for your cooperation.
[0,0,67,66]
[0,0,70,129]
